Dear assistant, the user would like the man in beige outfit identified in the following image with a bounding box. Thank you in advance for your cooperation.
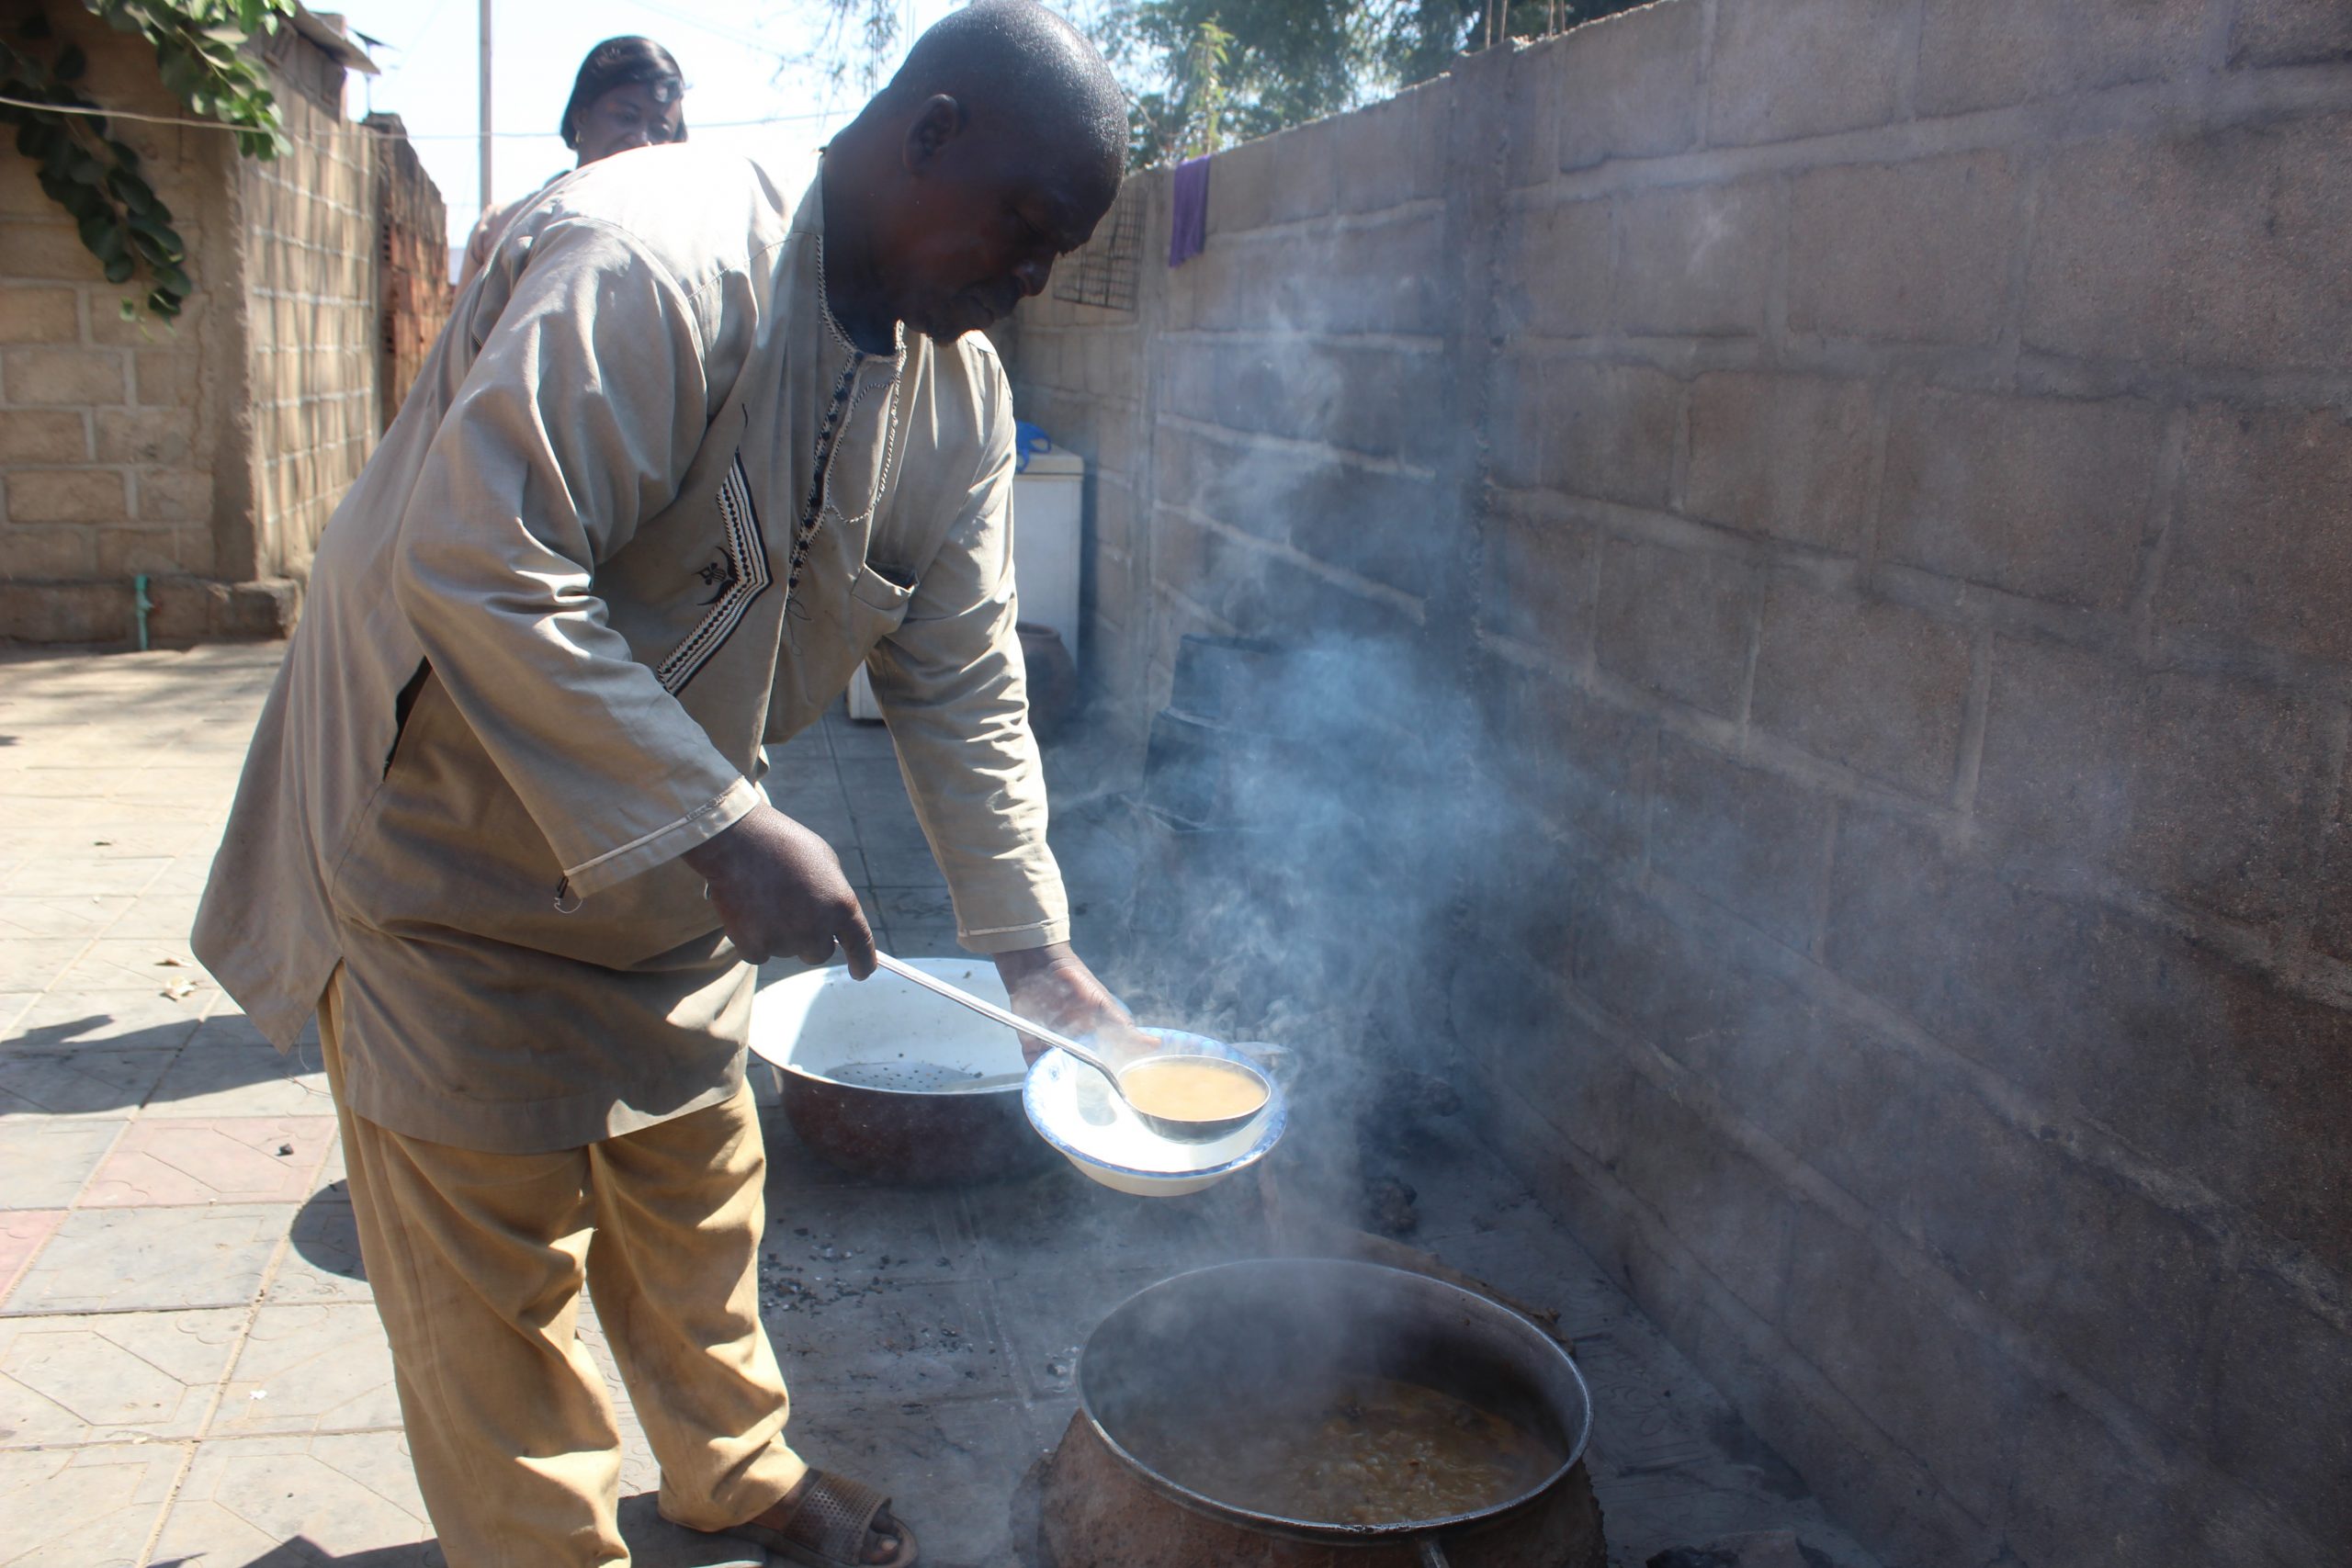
[194,6,1130,1564]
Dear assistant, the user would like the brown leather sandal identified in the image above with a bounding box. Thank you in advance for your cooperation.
[697,1471,918,1568]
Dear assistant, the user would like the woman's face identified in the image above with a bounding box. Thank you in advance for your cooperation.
[573,81,684,165]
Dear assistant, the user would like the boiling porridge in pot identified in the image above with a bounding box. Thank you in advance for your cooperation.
[1132,1375,1557,1527]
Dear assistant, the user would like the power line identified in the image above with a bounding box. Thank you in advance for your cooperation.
[401,107,834,141]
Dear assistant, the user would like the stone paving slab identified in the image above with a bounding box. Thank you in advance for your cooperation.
[81,1116,335,1208]
[0,1307,244,1445]
[211,1302,403,1438]
[146,1431,443,1567]
[0,1442,185,1568]
[0,1043,177,1118]
[141,1037,332,1121]
[0,1118,123,1209]
[4,1202,292,1315]
[0,1211,62,1305]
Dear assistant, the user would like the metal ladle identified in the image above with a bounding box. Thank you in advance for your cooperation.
[874,952,1272,1141]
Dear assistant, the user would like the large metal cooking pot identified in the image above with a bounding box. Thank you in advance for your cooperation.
[1042,1258,1600,1568]
[748,959,1053,1186]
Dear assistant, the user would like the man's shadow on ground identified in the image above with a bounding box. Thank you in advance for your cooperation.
[0,1011,323,1118]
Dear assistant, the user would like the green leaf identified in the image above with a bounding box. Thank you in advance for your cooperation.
[17,12,51,40]
[107,170,150,212]
[150,261,190,297]
[119,296,138,321]
[53,42,85,80]
[102,251,133,284]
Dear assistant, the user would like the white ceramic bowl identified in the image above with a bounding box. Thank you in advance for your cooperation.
[1023,1029,1288,1198]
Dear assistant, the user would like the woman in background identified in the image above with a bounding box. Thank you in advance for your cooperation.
[457,36,688,288]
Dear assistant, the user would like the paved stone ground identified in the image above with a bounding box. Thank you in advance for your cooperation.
[0,643,1883,1568]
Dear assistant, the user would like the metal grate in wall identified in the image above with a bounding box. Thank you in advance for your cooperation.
[1051,185,1141,312]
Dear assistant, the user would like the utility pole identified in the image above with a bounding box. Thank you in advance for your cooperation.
[477,0,492,221]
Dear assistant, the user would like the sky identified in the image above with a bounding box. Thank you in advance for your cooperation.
[327,0,970,259]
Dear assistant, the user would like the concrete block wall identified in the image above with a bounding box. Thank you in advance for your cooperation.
[0,0,239,638]
[1002,2,2352,1562]
[0,1,434,642]
[239,74,377,587]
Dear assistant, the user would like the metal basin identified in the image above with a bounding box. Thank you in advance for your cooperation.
[748,960,1052,1186]
[1043,1259,1601,1567]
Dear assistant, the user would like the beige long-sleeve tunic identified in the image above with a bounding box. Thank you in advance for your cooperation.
[193,147,1069,1153]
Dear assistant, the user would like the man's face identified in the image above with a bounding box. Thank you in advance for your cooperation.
[884,105,1118,340]
[575,82,684,166]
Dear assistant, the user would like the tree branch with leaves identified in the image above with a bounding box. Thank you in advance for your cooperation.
[1,0,296,321]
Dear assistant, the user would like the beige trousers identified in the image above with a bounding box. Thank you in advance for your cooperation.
[320,983,808,1567]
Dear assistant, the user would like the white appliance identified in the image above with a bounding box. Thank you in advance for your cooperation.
[847,441,1086,721]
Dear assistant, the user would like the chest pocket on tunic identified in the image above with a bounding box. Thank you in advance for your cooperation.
[779,561,912,725]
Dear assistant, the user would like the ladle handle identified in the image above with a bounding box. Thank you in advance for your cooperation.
[872,953,1120,1080]
[1416,1537,1452,1568]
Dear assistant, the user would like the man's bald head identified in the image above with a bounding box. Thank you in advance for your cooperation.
[883,0,1127,188]
[820,0,1129,345]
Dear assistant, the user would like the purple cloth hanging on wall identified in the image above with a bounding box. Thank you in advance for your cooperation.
[1169,155,1210,266]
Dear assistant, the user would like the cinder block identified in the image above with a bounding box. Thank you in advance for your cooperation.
[1706,0,1913,145]
[1917,0,2211,115]
[1284,464,1450,595]
[132,349,199,407]
[2024,114,2352,371]
[1881,385,2162,610]
[2229,0,2352,66]
[1611,1068,1799,1319]
[1204,129,1331,234]
[2157,404,2352,663]
[1555,0,1708,169]
[1503,40,1563,191]
[0,577,124,640]
[0,155,50,217]
[1614,177,1776,337]
[89,287,202,345]
[170,523,215,577]
[1495,355,1682,507]
[0,220,104,281]
[1651,730,1835,951]
[145,575,300,643]
[1779,1202,2029,1516]
[0,409,88,463]
[1596,535,1758,717]
[1498,197,1612,340]
[0,524,96,577]
[2005,1392,2213,1568]
[1477,659,1654,863]
[3,344,127,405]
[134,468,210,523]
[1751,582,1972,797]
[96,525,186,575]
[1826,806,2352,1279]
[1685,371,1875,554]
[1334,89,1443,213]
[1788,151,2021,346]
[1569,876,1725,1043]
[2204,1269,2352,1543]
[95,407,197,467]
[1481,508,1594,653]
[0,287,79,344]
[6,467,126,525]
[1976,637,2330,925]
